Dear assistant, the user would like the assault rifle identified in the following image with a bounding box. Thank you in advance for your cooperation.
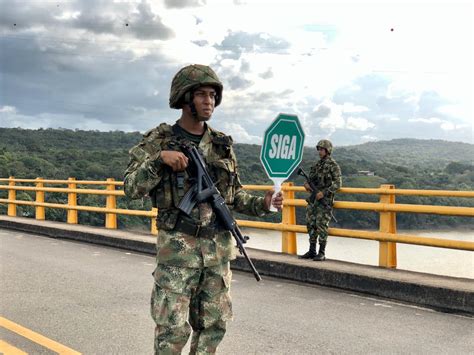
[296,167,338,223]
[178,142,262,282]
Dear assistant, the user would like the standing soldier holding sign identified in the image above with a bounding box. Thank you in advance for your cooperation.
[124,64,283,354]
[300,139,342,261]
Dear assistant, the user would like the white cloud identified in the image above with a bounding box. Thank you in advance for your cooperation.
[438,104,473,121]
[361,134,378,142]
[314,101,374,132]
[0,0,472,146]
[408,117,443,124]
[408,117,471,133]
[315,100,345,134]
[346,116,375,131]
[440,122,455,131]
[54,11,81,21]
[0,106,17,114]
[219,122,262,144]
[342,103,369,113]
[440,122,470,131]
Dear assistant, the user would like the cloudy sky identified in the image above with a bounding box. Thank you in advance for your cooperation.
[0,0,472,146]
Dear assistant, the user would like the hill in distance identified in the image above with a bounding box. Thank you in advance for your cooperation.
[1,128,472,167]
[344,138,473,169]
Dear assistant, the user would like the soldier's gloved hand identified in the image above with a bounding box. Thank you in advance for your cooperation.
[264,190,283,212]
[315,191,324,200]
[303,182,312,192]
[160,150,189,172]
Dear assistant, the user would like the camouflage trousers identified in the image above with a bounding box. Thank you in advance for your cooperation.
[151,262,233,355]
[305,203,332,244]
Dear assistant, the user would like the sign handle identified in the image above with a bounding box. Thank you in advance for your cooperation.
[269,177,285,212]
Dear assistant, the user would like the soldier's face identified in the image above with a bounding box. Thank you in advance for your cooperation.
[192,86,216,121]
[317,147,327,159]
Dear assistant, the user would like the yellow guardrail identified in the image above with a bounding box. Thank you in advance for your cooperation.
[0,176,473,269]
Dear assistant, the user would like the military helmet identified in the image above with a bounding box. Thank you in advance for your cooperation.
[316,139,333,154]
[169,64,223,109]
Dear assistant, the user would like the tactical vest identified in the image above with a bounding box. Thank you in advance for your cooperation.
[309,157,338,203]
[138,123,238,230]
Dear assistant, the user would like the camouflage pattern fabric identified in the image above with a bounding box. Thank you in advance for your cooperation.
[169,64,223,109]
[308,155,341,203]
[306,155,342,244]
[154,228,237,268]
[124,122,269,354]
[124,122,268,267]
[151,262,232,354]
[316,139,333,154]
[306,204,332,243]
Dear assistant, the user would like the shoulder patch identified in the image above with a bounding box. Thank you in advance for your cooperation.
[143,127,157,138]
[129,144,147,161]
[157,122,173,136]
[143,123,173,139]
[210,128,233,145]
[138,123,175,155]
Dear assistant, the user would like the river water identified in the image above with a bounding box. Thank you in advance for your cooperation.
[241,228,474,279]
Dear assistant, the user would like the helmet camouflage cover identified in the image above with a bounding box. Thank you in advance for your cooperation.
[169,64,223,109]
[316,139,333,154]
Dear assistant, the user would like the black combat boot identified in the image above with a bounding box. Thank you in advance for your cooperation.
[313,242,326,261]
[299,242,317,259]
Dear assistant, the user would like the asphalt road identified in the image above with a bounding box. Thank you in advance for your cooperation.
[1,228,473,354]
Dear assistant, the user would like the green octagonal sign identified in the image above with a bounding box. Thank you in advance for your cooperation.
[260,113,305,180]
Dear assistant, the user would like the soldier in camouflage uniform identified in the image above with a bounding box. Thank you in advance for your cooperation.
[124,64,283,355]
[299,139,341,261]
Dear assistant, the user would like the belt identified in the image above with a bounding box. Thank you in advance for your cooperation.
[174,217,223,238]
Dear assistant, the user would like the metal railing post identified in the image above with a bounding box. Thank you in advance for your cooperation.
[35,177,45,220]
[379,184,397,268]
[7,176,17,217]
[282,182,297,254]
[105,178,117,229]
[67,177,78,224]
[151,207,158,235]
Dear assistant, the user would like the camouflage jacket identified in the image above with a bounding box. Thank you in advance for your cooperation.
[124,122,268,267]
[308,156,342,205]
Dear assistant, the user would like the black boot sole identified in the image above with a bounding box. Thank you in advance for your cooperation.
[299,254,316,259]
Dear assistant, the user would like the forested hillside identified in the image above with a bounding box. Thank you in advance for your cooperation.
[0,128,472,230]
[346,138,474,169]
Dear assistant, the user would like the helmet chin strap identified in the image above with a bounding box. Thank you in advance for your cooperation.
[189,102,210,122]
[185,90,211,122]
[190,102,198,119]
[185,91,200,120]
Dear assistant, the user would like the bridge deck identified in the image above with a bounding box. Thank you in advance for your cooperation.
[1,228,473,354]
[0,216,472,315]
